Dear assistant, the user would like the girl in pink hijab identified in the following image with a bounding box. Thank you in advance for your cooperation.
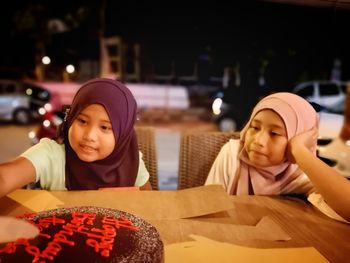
[206,91,350,222]
[206,92,318,195]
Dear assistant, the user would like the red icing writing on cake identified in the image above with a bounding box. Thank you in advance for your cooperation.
[0,212,139,262]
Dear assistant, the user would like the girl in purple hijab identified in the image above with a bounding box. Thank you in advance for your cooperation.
[0,78,152,196]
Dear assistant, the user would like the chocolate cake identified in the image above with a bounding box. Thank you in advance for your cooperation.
[0,206,164,263]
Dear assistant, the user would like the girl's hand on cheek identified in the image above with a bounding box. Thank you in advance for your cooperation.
[287,127,318,163]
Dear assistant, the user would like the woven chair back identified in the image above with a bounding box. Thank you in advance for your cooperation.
[178,131,240,189]
[135,126,158,190]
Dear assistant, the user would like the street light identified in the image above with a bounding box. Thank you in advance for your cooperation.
[63,64,75,82]
[66,64,75,74]
[42,56,51,65]
[41,56,51,81]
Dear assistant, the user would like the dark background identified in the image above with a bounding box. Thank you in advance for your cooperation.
[1,1,350,91]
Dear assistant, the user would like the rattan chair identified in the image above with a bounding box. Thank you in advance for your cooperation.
[178,131,240,190]
[135,126,159,190]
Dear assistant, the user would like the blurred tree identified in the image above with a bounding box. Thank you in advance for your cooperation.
[12,1,97,81]
[13,4,50,80]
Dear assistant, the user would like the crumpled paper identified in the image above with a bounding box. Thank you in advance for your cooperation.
[308,192,349,224]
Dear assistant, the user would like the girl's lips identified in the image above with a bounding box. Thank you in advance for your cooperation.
[250,149,267,157]
[79,144,96,153]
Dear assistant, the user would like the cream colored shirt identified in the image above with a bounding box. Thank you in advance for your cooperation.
[21,138,150,190]
[205,139,314,195]
[206,139,348,223]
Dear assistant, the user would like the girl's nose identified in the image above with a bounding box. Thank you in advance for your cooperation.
[83,126,97,141]
[254,130,268,146]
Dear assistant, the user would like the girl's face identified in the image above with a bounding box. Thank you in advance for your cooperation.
[68,104,116,162]
[244,109,288,167]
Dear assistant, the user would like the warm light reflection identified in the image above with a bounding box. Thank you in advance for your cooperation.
[25,88,33,96]
[28,131,36,139]
[42,56,51,65]
[43,120,51,127]
[212,98,222,115]
[66,64,75,74]
[38,107,46,115]
[44,103,52,112]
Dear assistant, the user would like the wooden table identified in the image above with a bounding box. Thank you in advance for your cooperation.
[227,195,350,262]
[1,187,349,262]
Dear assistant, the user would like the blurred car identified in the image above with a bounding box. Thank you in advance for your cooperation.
[317,137,350,178]
[0,79,51,124]
[212,93,350,178]
[292,80,347,112]
[212,90,344,137]
[316,93,350,178]
[312,102,350,178]
[211,88,261,132]
[28,110,64,144]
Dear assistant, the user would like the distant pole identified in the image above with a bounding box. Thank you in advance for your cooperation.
[99,0,107,78]
[340,85,350,141]
[35,42,45,81]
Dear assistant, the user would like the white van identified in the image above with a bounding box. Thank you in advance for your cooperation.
[292,80,347,112]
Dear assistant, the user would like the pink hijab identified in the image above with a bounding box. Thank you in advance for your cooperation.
[231,92,318,195]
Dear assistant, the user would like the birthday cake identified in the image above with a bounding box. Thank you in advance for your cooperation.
[0,206,164,262]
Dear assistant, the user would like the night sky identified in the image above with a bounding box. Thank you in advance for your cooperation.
[1,1,350,89]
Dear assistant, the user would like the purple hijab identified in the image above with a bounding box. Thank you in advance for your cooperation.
[62,78,139,190]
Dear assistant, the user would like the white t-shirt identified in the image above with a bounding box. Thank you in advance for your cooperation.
[21,138,150,190]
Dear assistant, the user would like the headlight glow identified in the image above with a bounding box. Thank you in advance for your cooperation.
[38,107,46,115]
[212,98,223,115]
[44,103,52,112]
[28,131,36,139]
[43,120,51,127]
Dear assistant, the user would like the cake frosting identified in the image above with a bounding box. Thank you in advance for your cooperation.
[0,206,164,263]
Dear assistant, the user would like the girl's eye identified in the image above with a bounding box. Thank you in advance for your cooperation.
[101,125,112,131]
[77,117,86,124]
[271,130,286,137]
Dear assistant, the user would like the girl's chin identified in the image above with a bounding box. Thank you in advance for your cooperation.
[248,156,270,167]
[77,153,97,162]
[249,158,282,168]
